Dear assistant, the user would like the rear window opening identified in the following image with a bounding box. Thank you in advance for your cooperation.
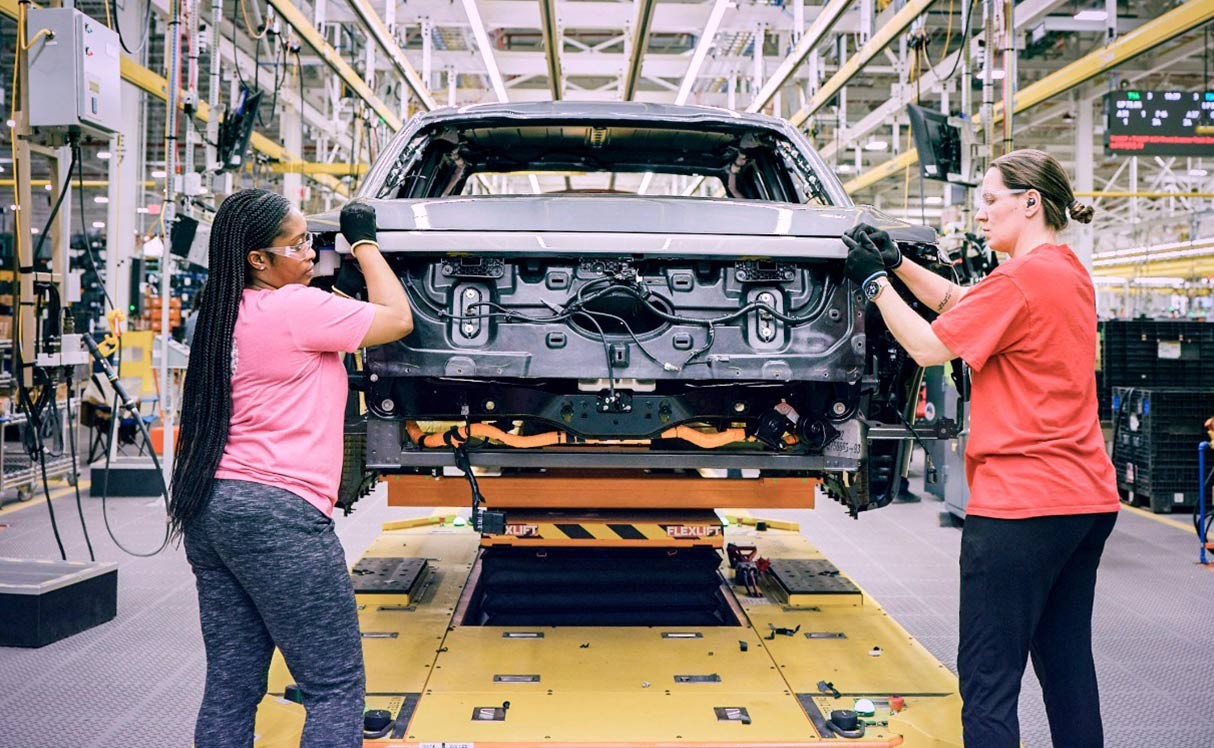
[466,170,729,198]
[375,121,831,206]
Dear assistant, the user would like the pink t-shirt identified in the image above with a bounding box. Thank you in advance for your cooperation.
[214,285,375,517]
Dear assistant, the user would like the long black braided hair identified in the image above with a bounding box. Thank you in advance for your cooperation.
[168,189,292,538]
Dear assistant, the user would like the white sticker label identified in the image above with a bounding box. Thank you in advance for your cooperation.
[1174,493,1185,504]
[823,419,862,459]
[1158,340,1182,359]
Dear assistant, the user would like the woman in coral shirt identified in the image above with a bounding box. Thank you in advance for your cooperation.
[842,149,1117,748]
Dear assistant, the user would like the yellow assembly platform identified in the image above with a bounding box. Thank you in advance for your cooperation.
[252,479,963,747]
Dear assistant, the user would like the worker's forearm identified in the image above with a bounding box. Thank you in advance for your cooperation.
[873,280,955,368]
[354,243,414,325]
[894,259,965,314]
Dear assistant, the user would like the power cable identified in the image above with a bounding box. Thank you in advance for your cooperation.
[62,368,94,561]
[108,0,153,56]
[85,334,172,558]
[75,143,116,311]
[570,310,618,407]
[939,0,978,84]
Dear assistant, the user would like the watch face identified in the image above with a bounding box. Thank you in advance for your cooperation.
[864,279,881,300]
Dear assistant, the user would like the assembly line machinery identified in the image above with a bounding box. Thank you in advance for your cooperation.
[252,475,964,747]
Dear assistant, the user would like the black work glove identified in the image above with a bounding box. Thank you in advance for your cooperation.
[340,201,378,249]
[333,257,367,299]
[846,223,902,270]
[841,235,887,288]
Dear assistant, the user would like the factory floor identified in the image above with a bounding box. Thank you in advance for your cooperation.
[0,464,1209,748]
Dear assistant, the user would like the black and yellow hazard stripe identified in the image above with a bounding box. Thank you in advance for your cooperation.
[485,518,724,547]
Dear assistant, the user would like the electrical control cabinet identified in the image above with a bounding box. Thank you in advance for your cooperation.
[26,8,121,136]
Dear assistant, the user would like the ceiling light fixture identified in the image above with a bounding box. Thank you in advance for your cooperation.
[97,151,112,160]
[863,139,888,151]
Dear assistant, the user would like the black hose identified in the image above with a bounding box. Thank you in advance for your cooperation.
[63,369,94,561]
[82,333,172,558]
[75,142,116,311]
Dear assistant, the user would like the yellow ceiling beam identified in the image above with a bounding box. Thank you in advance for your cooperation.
[119,56,349,197]
[844,0,1214,195]
[622,0,657,101]
[264,162,369,176]
[749,0,852,114]
[843,149,919,194]
[347,0,438,111]
[0,0,347,197]
[790,0,937,128]
[265,0,403,130]
[1093,257,1214,278]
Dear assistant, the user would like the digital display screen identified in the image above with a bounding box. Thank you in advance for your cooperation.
[1106,90,1214,156]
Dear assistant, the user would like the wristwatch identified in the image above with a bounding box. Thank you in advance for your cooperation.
[862,274,887,302]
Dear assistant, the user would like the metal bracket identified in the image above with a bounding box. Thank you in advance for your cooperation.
[866,418,962,440]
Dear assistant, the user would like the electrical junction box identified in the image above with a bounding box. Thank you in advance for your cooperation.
[26,8,122,137]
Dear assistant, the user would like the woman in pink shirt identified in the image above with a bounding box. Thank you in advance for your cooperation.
[169,189,412,747]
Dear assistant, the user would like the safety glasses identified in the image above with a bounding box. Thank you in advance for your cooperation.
[254,232,314,259]
[973,188,1027,212]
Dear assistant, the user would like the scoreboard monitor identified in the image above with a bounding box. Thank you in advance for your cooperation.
[1106,90,1214,156]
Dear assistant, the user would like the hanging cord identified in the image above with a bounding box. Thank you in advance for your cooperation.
[75,141,117,311]
[108,0,153,56]
[16,377,65,560]
[62,368,94,561]
[241,0,272,40]
[933,0,956,69]
[83,334,172,558]
[939,0,978,83]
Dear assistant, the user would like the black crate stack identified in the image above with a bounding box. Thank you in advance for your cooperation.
[1100,320,1214,421]
[1111,387,1214,513]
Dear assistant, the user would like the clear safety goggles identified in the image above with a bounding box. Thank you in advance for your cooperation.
[973,188,1027,213]
[255,232,315,259]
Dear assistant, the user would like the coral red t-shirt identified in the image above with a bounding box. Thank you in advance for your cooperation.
[930,243,1119,519]
[214,285,375,517]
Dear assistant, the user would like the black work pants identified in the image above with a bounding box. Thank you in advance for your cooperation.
[958,511,1117,748]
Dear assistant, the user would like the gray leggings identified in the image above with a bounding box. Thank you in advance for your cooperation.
[184,479,365,748]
